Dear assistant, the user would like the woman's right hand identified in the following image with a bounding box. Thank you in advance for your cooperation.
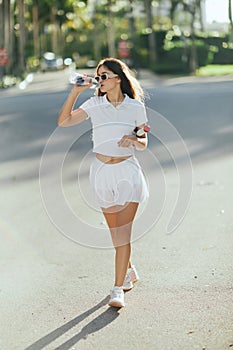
[72,78,93,93]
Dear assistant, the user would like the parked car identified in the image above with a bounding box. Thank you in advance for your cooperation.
[41,52,63,72]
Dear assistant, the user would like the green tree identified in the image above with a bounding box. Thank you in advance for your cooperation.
[168,0,205,73]
[169,0,204,29]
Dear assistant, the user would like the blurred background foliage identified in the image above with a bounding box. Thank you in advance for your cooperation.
[0,0,233,82]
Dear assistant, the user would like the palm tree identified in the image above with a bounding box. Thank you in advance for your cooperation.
[16,0,26,73]
[32,0,40,58]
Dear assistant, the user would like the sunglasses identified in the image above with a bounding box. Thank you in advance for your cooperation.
[94,73,118,82]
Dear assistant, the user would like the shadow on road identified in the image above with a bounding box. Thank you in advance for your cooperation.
[24,296,120,350]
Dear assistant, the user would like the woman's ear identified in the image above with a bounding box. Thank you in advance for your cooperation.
[116,76,121,84]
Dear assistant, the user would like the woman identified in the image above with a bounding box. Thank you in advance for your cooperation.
[58,58,149,308]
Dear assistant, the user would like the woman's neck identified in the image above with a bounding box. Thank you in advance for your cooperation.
[106,91,125,106]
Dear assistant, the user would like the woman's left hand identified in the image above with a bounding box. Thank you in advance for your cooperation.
[117,135,136,148]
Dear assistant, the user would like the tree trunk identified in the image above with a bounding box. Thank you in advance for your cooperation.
[106,0,116,57]
[143,0,157,66]
[0,1,4,81]
[32,5,40,57]
[17,0,26,74]
[0,1,4,49]
[183,1,198,73]
[3,0,11,74]
[198,0,205,31]
[93,15,101,62]
[190,13,197,73]
[229,0,233,42]
[170,0,180,26]
[50,7,58,54]
[128,0,137,67]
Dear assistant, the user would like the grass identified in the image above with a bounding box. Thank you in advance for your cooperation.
[196,65,233,76]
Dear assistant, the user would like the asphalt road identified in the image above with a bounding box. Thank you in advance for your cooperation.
[0,69,233,350]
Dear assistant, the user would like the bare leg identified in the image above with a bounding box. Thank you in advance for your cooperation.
[102,202,139,287]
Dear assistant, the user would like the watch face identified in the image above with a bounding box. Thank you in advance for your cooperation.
[137,128,145,136]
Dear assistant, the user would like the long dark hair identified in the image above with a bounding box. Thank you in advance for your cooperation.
[96,58,144,103]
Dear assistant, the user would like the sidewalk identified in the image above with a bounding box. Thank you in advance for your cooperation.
[138,68,233,88]
[136,68,165,88]
[1,67,233,95]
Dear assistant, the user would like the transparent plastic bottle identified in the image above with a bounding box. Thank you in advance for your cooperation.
[69,72,99,89]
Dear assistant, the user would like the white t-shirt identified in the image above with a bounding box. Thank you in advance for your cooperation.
[80,94,148,157]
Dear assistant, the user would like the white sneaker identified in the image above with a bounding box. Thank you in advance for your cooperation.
[123,265,139,291]
[108,286,125,308]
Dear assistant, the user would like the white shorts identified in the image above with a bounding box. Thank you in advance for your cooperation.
[89,156,149,208]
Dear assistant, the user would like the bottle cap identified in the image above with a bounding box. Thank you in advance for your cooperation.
[144,125,150,133]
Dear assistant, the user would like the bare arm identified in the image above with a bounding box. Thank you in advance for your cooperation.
[57,83,92,127]
[117,124,148,151]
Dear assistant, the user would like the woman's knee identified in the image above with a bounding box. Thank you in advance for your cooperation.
[111,227,132,246]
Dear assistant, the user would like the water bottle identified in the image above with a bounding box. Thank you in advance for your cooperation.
[69,72,99,89]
